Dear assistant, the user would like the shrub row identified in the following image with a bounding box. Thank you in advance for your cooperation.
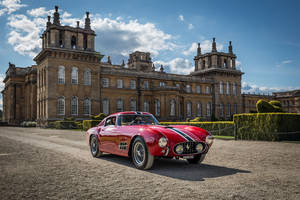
[82,120,101,131]
[233,113,300,141]
[55,121,78,129]
[20,121,37,127]
[160,121,235,136]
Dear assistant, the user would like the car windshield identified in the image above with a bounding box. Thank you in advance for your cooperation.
[119,114,160,126]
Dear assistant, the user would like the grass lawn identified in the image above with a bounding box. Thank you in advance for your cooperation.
[213,135,235,140]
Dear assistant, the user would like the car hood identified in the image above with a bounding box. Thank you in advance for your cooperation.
[140,125,206,143]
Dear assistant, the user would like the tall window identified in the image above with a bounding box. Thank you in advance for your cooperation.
[206,86,211,94]
[83,98,91,115]
[130,99,136,111]
[84,68,91,85]
[233,103,237,114]
[155,99,160,116]
[186,101,192,117]
[196,102,202,116]
[117,79,123,88]
[130,80,136,89]
[220,81,223,94]
[103,98,109,115]
[186,85,191,93]
[233,82,237,96]
[227,103,231,117]
[196,85,201,94]
[57,97,65,115]
[71,96,78,115]
[144,101,149,112]
[143,81,149,89]
[71,36,76,49]
[102,78,109,87]
[58,66,65,84]
[160,82,165,87]
[226,82,230,95]
[170,99,175,116]
[206,102,211,117]
[71,67,78,84]
[117,99,123,112]
[220,103,224,117]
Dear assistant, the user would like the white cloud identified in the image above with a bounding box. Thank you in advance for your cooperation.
[178,14,184,21]
[0,0,26,16]
[154,58,193,74]
[182,40,224,55]
[27,7,52,17]
[242,81,300,95]
[276,60,293,67]
[188,23,194,30]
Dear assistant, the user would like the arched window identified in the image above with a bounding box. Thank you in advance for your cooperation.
[220,81,223,94]
[71,67,78,84]
[102,98,109,115]
[206,102,211,117]
[57,96,65,115]
[233,82,237,96]
[170,99,175,116]
[155,99,160,116]
[71,36,76,49]
[84,68,91,85]
[226,82,230,95]
[197,102,202,116]
[117,99,123,112]
[186,101,192,117]
[71,96,78,115]
[220,103,224,117]
[224,59,227,68]
[144,101,149,112]
[130,99,136,111]
[58,66,65,84]
[83,98,91,115]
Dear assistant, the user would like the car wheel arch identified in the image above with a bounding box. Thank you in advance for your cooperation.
[128,135,144,157]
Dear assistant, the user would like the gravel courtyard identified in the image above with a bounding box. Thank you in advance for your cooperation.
[0,127,299,200]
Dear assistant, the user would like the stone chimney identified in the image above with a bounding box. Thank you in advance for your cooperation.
[212,37,217,52]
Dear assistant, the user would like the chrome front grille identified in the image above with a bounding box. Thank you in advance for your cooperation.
[174,142,205,155]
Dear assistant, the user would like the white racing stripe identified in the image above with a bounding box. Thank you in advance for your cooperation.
[166,127,195,141]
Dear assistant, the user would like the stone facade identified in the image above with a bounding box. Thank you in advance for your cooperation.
[1,6,299,125]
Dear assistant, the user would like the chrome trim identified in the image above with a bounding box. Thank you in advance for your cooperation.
[173,141,206,155]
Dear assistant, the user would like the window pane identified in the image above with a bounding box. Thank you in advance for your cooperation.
[71,97,78,115]
[130,99,136,111]
[103,99,109,115]
[170,99,175,116]
[130,80,136,89]
[71,67,78,84]
[117,79,123,88]
[102,78,109,87]
[144,101,149,112]
[155,100,160,116]
[84,98,91,115]
[117,99,123,112]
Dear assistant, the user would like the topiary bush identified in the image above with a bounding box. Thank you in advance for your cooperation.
[91,113,106,120]
[55,121,77,129]
[190,117,202,122]
[234,113,300,141]
[83,120,101,131]
[256,99,283,113]
[160,121,234,136]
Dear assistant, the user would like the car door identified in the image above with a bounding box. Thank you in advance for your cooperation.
[99,116,119,154]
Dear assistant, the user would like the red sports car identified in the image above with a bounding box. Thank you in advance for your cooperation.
[86,112,214,170]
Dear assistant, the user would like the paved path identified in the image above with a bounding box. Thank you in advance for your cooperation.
[0,127,299,199]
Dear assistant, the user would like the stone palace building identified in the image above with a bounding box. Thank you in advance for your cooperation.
[2,6,300,126]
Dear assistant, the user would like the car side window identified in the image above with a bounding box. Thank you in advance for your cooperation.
[105,117,116,126]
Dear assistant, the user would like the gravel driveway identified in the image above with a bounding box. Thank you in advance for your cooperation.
[0,127,299,200]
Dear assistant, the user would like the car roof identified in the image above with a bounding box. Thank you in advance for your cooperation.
[110,111,152,116]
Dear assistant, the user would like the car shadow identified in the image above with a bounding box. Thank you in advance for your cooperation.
[97,154,251,181]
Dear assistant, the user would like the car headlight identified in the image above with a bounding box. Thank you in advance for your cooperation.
[195,143,203,152]
[158,137,168,148]
[175,144,184,154]
[206,135,214,145]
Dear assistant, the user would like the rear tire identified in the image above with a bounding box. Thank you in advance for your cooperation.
[131,137,154,170]
[187,154,206,164]
[90,135,103,158]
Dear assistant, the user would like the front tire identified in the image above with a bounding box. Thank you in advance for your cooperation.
[187,154,206,164]
[90,135,103,158]
[131,137,154,170]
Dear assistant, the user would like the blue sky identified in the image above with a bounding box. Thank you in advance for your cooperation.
[0,0,300,108]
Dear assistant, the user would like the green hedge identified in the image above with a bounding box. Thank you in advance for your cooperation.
[55,121,77,129]
[160,121,234,136]
[256,99,283,113]
[234,113,300,141]
[83,120,101,131]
